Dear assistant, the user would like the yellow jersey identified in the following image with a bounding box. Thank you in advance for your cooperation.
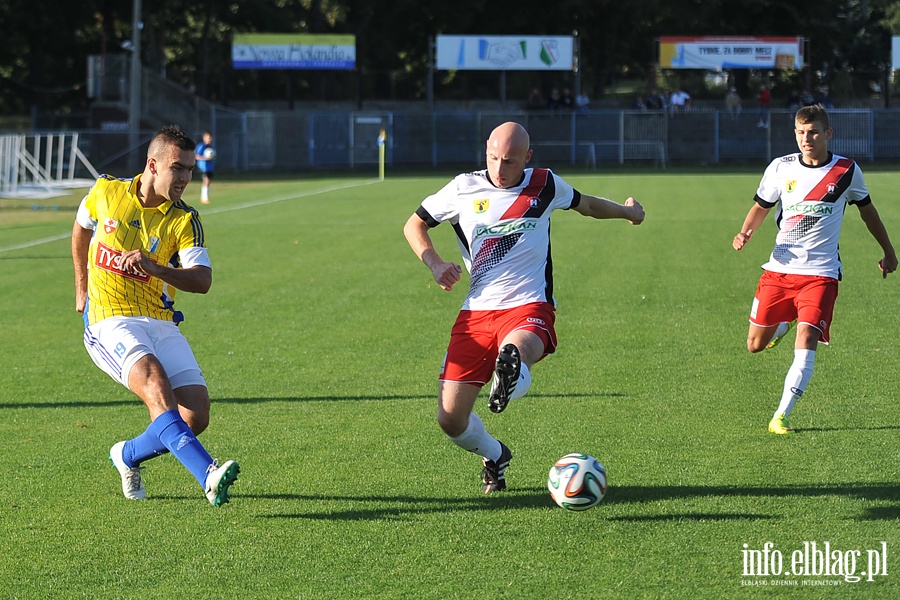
[78,174,209,325]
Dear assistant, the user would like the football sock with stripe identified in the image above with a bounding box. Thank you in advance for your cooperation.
[149,409,215,487]
[775,349,816,417]
[448,412,502,462]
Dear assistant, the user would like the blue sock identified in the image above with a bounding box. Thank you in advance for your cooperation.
[148,409,215,488]
[124,430,170,466]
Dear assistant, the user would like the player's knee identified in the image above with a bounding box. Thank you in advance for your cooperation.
[437,410,466,437]
[748,338,766,353]
[182,410,209,435]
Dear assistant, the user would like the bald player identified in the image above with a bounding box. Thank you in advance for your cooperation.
[403,121,645,494]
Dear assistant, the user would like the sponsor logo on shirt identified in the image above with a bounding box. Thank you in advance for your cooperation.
[784,202,834,215]
[94,241,151,282]
[129,219,141,229]
[474,220,537,239]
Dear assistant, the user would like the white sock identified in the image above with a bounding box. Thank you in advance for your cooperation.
[447,413,501,461]
[771,321,789,341]
[201,184,209,201]
[509,363,531,401]
[775,349,816,417]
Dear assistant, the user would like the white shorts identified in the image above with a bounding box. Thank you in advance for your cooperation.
[83,316,206,391]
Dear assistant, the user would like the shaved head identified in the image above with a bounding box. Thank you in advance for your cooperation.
[485,122,532,189]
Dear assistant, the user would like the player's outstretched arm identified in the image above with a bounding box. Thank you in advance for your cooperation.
[574,195,644,224]
[403,213,462,291]
[858,202,898,278]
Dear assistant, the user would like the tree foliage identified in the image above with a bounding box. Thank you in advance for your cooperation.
[1,0,898,116]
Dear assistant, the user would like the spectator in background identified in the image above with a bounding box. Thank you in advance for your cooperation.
[561,88,574,111]
[633,95,647,111]
[816,87,834,109]
[646,88,665,111]
[800,89,816,107]
[575,91,590,112]
[725,87,742,119]
[757,85,771,128]
[526,88,545,110]
[670,86,690,117]
[787,88,802,112]
[548,88,562,112]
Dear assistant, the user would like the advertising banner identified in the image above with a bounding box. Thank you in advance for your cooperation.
[436,35,574,71]
[893,36,900,70]
[659,36,803,70]
[232,34,356,70]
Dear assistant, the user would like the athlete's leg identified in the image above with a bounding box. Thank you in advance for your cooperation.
[439,381,504,462]
[747,323,782,353]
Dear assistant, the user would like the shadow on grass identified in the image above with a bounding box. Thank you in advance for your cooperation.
[0,392,627,410]
[235,482,899,522]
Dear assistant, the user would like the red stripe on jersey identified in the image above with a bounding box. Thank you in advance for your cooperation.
[804,158,853,203]
[501,169,550,220]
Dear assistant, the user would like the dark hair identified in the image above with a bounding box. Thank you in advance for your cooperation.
[795,104,830,129]
[148,124,196,157]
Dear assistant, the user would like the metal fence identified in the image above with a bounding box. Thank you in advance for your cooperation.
[13,108,900,180]
[233,108,900,172]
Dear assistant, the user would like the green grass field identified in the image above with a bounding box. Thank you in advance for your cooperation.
[1,168,897,599]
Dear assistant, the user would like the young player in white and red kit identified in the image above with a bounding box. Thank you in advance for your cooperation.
[404,122,645,493]
[733,104,897,434]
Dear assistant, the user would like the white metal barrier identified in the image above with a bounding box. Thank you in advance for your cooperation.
[0,132,100,198]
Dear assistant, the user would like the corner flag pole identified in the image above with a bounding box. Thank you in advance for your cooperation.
[377,129,386,181]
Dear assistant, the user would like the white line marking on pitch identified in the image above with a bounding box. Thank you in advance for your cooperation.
[0,179,380,254]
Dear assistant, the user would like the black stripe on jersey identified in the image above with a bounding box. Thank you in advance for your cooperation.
[415,205,440,228]
[568,190,582,210]
[174,200,205,247]
[521,169,557,219]
[452,221,470,256]
[849,194,871,207]
[754,194,777,209]
[544,224,554,304]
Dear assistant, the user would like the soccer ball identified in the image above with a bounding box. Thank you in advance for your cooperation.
[547,453,607,511]
[202,147,217,160]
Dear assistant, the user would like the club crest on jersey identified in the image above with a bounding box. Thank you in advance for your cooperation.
[474,199,490,213]
[785,180,797,193]
[149,236,160,254]
[103,218,118,234]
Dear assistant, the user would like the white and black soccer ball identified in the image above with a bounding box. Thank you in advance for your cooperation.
[547,453,607,511]
[202,147,217,160]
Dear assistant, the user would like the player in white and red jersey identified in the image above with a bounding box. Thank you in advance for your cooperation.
[404,121,645,493]
[733,104,897,434]
[72,125,239,505]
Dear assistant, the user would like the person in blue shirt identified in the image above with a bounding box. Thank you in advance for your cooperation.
[194,131,216,204]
